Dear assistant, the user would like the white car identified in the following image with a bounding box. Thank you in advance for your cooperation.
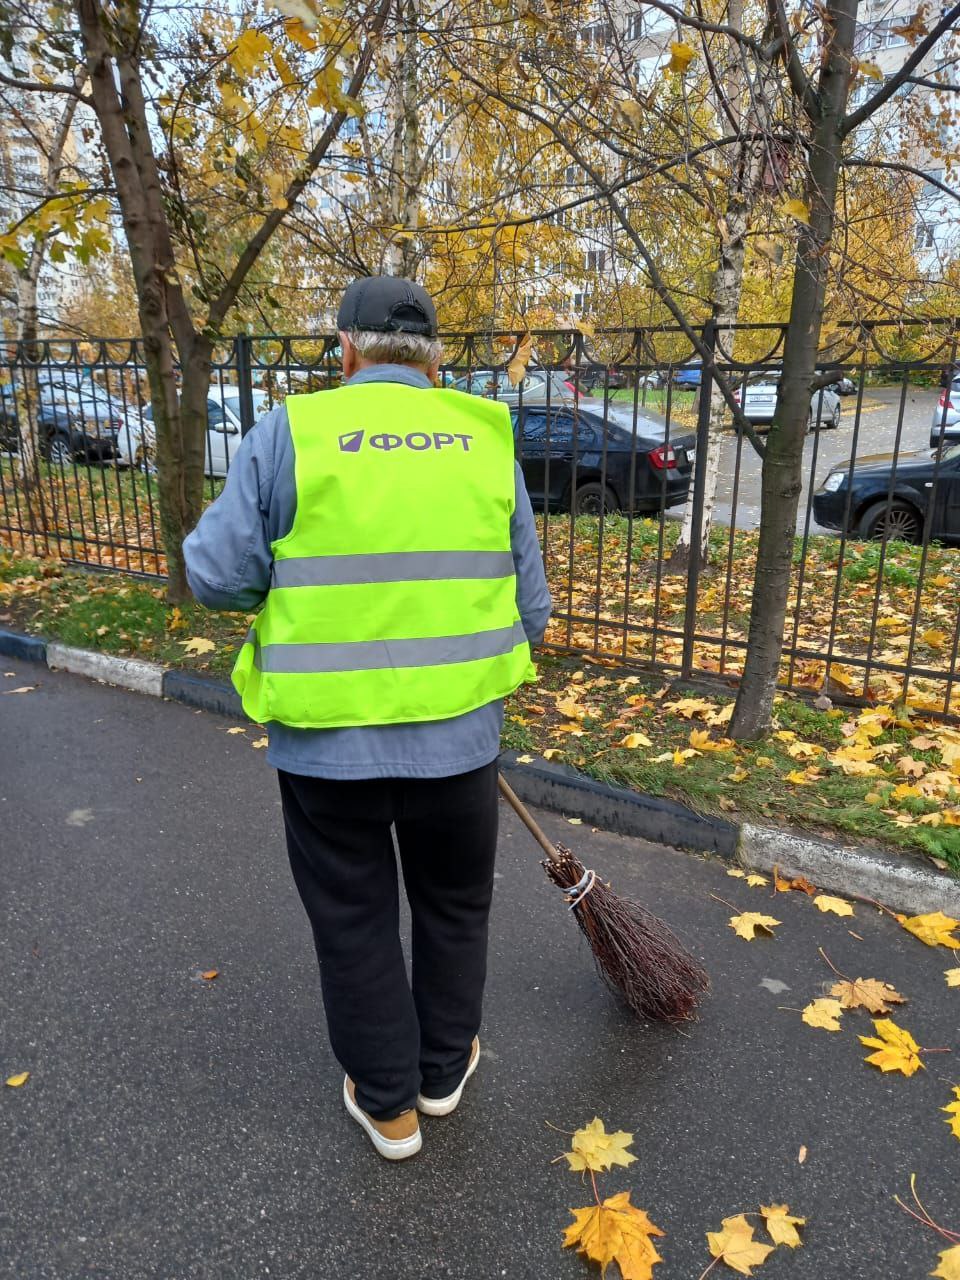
[733,380,841,430]
[143,385,272,477]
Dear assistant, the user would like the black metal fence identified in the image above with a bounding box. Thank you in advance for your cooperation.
[2,318,959,713]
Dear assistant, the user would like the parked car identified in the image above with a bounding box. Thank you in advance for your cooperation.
[813,444,960,543]
[930,377,960,449]
[447,368,581,405]
[0,384,118,464]
[733,380,841,429]
[33,370,148,466]
[571,365,632,393]
[831,376,857,396]
[671,363,702,389]
[511,402,695,516]
[142,384,272,477]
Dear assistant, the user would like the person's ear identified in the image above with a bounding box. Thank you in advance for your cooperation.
[427,351,442,384]
[340,331,357,379]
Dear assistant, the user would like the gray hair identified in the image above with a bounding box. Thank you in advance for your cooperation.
[347,328,443,367]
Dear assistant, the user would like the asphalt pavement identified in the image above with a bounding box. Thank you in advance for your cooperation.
[1,663,958,1279]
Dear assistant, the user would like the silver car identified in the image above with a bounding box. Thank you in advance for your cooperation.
[733,380,841,429]
[930,378,960,449]
[446,368,581,405]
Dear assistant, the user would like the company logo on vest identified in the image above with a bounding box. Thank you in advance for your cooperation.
[338,429,473,453]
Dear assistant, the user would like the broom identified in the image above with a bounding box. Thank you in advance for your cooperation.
[498,774,709,1023]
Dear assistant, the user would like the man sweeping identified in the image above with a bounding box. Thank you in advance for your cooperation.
[183,275,551,1160]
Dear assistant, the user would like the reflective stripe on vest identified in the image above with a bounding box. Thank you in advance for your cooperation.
[231,382,537,728]
[270,549,515,589]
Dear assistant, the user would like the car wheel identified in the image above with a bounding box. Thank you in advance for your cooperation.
[44,433,74,465]
[805,408,814,433]
[858,500,922,544]
[831,402,841,429]
[571,481,619,517]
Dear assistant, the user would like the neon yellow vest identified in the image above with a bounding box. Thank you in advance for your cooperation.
[231,382,537,728]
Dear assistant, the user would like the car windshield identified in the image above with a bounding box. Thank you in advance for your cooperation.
[222,391,269,419]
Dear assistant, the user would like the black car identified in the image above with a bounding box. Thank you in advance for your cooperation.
[511,403,694,516]
[813,444,960,543]
[0,386,118,464]
[572,365,632,393]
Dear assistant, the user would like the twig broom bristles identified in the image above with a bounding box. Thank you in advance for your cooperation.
[499,774,709,1023]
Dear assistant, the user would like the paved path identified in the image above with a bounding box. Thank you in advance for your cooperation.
[1,664,957,1279]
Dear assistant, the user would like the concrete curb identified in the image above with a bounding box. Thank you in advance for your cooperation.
[739,822,960,917]
[2,625,957,913]
[46,642,164,698]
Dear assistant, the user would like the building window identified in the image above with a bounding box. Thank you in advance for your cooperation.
[585,249,606,272]
[440,138,454,162]
[627,13,645,41]
[581,21,613,47]
[564,164,577,185]
[915,224,935,250]
[573,290,592,310]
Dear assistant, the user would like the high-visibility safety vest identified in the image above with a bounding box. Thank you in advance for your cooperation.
[231,382,537,728]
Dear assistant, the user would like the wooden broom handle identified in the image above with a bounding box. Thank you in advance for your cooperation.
[497,772,562,866]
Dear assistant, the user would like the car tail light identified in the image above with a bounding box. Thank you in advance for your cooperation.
[940,389,953,410]
[563,379,581,398]
[649,443,677,469]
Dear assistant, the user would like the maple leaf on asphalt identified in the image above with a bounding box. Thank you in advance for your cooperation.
[897,912,960,949]
[943,1087,960,1141]
[729,912,781,941]
[829,977,906,1014]
[814,895,855,917]
[564,1117,637,1172]
[945,968,960,988]
[760,1203,805,1248]
[705,1214,775,1276]
[801,998,843,1031]
[564,1190,664,1279]
[932,1245,960,1280]
[859,1018,924,1076]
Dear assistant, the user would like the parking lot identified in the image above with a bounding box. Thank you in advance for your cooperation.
[709,385,943,533]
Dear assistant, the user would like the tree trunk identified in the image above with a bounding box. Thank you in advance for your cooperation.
[730,0,858,739]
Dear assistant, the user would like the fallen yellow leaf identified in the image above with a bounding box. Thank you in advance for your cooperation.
[516,754,534,763]
[932,1245,960,1280]
[785,770,812,785]
[726,869,746,879]
[705,1214,774,1276]
[729,912,781,941]
[745,874,768,887]
[556,694,587,720]
[1,686,36,695]
[829,977,905,1013]
[4,1071,29,1087]
[564,1190,665,1278]
[945,968,960,987]
[798,1145,807,1164]
[814,895,854,917]
[621,732,652,749]
[897,911,960,949]
[201,969,219,981]
[859,1018,924,1076]
[760,1203,805,1248]
[226,727,246,735]
[943,1086,960,1141]
[728,767,749,783]
[564,1117,637,1172]
[251,737,269,749]
[180,636,216,656]
[567,817,582,825]
[543,748,561,761]
[801,998,843,1031]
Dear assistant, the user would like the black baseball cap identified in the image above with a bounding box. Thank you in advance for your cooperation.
[337,275,438,338]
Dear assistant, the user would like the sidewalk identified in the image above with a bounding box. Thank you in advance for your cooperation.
[1,662,957,1279]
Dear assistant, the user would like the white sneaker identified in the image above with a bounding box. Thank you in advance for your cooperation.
[342,1077,422,1160]
[417,1038,481,1116]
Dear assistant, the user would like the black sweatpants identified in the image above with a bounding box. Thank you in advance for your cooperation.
[278,761,499,1120]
